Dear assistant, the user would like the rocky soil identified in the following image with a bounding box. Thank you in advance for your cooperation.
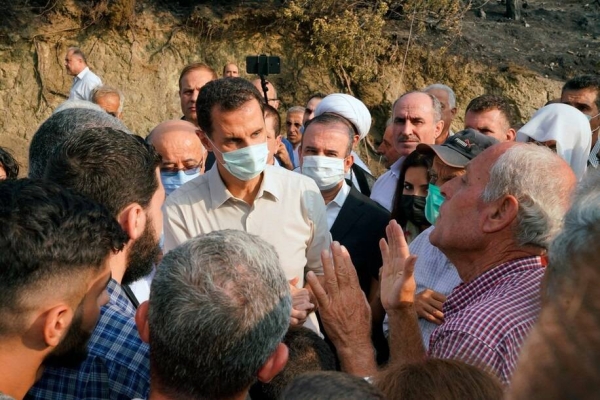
[0,0,597,175]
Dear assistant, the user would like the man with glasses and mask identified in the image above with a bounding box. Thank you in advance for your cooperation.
[147,120,207,196]
[381,129,498,349]
[0,179,127,400]
[560,75,600,167]
[164,77,331,334]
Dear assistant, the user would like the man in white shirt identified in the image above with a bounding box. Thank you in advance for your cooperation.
[65,47,102,101]
[370,91,444,211]
[163,77,330,331]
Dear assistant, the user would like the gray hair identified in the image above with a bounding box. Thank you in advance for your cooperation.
[394,91,442,123]
[53,100,104,114]
[385,117,393,127]
[424,83,457,109]
[67,46,87,63]
[481,144,572,249]
[546,170,600,298]
[148,229,292,399]
[91,85,125,114]
[288,106,306,115]
[29,108,130,179]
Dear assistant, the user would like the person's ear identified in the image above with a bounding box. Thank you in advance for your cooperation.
[450,107,458,118]
[506,128,517,142]
[257,343,289,383]
[43,304,74,347]
[344,153,354,173]
[482,194,519,234]
[352,134,360,147]
[276,135,282,145]
[434,120,445,139]
[197,129,213,152]
[117,203,145,241]
[135,301,151,344]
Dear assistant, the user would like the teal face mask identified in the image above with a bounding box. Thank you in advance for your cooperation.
[425,183,444,225]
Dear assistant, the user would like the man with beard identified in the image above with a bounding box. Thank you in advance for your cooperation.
[27,128,164,400]
[0,179,128,400]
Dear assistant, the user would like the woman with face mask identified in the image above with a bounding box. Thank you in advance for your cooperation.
[390,151,433,244]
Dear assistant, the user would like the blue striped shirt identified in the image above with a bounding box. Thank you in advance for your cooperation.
[27,279,150,400]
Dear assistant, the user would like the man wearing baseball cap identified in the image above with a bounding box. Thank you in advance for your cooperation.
[382,129,499,351]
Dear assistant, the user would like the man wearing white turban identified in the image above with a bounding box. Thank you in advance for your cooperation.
[314,93,376,196]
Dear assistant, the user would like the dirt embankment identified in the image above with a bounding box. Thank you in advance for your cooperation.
[0,0,597,174]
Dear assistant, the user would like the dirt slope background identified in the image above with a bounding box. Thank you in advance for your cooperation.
[0,0,598,174]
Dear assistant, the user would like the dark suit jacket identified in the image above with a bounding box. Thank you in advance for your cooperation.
[330,185,390,298]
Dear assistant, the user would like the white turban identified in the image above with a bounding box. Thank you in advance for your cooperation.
[517,103,591,180]
[314,93,372,140]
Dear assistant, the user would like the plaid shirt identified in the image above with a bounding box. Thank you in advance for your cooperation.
[27,279,150,400]
[428,256,544,385]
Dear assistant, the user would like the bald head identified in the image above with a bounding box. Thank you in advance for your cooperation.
[148,120,206,174]
[223,63,240,78]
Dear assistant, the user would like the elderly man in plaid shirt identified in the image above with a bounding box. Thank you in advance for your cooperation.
[379,142,577,385]
[309,141,577,386]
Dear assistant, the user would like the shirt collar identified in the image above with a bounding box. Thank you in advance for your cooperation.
[330,181,351,208]
[207,164,279,209]
[76,66,90,80]
[390,156,405,177]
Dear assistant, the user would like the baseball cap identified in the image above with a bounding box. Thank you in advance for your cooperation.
[416,128,499,168]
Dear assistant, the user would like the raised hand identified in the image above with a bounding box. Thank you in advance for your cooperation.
[379,220,418,311]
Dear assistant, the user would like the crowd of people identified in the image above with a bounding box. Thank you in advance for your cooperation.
[0,46,599,400]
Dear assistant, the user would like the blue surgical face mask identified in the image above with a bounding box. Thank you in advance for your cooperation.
[210,140,269,181]
[161,169,200,196]
[425,183,444,225]
[585,112,599,122]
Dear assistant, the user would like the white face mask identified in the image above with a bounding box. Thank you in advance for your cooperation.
[210,140,269,181]
[301,155,346,191]
[586,112,600,133]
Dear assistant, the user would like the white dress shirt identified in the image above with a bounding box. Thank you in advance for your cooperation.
[69,67,102,101]
[370,157,404,212]
[325,182,351,230]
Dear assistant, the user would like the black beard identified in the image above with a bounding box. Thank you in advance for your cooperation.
[122,217,161,286]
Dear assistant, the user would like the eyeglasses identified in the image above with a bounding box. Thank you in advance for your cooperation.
[160,166,201,176]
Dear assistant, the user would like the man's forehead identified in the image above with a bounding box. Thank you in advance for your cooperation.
[181,70,214,85]
[562,88,598,108]
[287,112,303,119]
[395,95,433,115]
[467,108,504,123]
[426,88,449,103]
[305,123,349,144]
